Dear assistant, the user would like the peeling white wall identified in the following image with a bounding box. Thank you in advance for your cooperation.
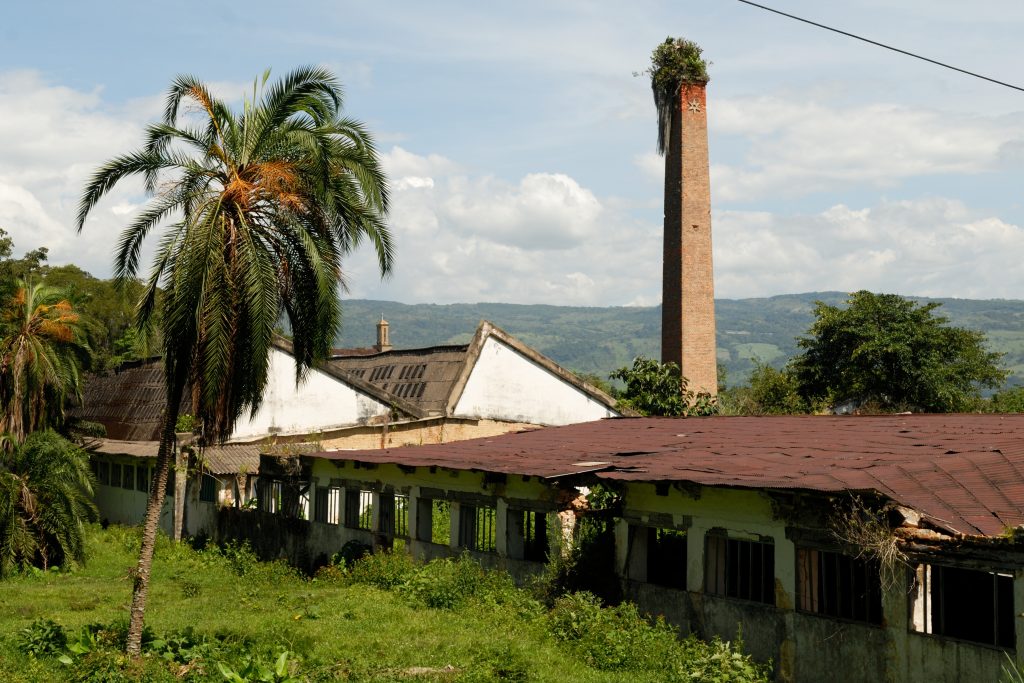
[453,337,617,426]
[231,347,390,441]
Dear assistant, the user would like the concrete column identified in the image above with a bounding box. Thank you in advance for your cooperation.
[172,447,187,541]
[507,508,526,560]
[882,563,911,683]
[685,525,706,593]
[627,525,649,582]
[449,501,461,551]
[1014,568,1024,666]
[615,519,630,578]
[495,499,509,557]
[774,535,797,683]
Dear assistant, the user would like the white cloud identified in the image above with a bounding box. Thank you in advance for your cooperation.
[709,96,1024,201]
[714,198,1024,299]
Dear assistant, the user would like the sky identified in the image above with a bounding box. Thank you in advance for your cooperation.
[1,0,1023,307]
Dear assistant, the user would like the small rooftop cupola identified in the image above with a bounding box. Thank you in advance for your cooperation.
[375,315,392,352]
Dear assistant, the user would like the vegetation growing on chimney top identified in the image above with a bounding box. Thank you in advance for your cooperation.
[649,37,709,155]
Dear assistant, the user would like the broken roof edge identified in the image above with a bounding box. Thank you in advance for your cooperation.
[444,320,627,417]
[270,335,427,420]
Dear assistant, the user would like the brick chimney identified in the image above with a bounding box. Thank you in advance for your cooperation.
[375,315,392,352]
[661,80,718,396]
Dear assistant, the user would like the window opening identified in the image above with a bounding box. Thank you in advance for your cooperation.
[910,563,1014,648]
[430,500,451,545]
[136,466,150,493]
[459,504,496,553]
[97,460,110,486]
[797,548,881,624]
[705,534,775,605]
[345,489,374,531]
[326,486,341,525]
[522,510,549,562]
[394,494,410,538]
[111,463,122,489]
[648,527,687,589]
[313,486,328,523]
[199,474,217,503]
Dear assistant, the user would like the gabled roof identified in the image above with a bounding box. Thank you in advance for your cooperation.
[310,414,1024,538]
[327,321,620,418]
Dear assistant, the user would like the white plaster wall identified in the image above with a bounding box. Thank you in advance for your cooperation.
[94,483,174,536]
[231,348,390,440]
[453,337,617,426]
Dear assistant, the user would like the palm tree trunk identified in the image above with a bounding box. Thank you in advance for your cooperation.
[125,398,181,656]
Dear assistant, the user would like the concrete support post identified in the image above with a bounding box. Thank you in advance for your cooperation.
[627,525,648,582]
[495,499,509,557]
[685,525,706,593]
[507,507,526,560]
[774,536,797,683]
[172,446,187,541]
[449,501,461,551]
[882,564,910,683]
[615,519,630,578]
[1014,569,1024,666]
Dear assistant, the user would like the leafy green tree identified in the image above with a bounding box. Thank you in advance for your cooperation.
[791,291,1005,413]
[0,430,97,576]
[77,66,392,654]
[0,280,91,442]
[720,362,808,416]
[989,386,1024,413]
[610,356,716,416]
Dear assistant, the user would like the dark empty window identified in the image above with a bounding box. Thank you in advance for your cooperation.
[521,510,549,562]
[459,504,496,553]
[648,527,687,590]
[199,474,217,503]
[705,534,775,605]
[313,486,329,523]
[111,463,122,489]
[122,464,134,490]
[797,548,882,625]
[136,466,150,493]
[97,460,110,486]
[911,564,1014,648]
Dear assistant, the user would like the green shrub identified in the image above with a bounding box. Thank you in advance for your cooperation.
[678,635,771,683]
[463,644,532,682]
[400,555,524,611]
[17,618,68,657]
[548,592,680,671]
[346,549,416,589]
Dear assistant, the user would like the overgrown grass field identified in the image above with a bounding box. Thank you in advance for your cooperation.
[0,526,767,681]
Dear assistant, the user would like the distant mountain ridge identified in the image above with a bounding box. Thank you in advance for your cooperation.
[334,293,1024,387]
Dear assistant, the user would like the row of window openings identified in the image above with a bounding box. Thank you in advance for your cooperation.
[635,529,1012,649]
[367,363,428,383]
[290,487,548,561]
[92,458,216,502]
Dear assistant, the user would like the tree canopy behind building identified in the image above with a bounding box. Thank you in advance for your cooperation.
[791,291,1005,413]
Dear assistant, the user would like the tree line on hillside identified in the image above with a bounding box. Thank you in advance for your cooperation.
[611,290,1018,417]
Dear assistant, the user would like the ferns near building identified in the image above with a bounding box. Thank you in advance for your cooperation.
[0,430,97,576]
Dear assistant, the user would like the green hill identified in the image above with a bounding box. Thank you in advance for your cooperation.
[335,293,1024,388]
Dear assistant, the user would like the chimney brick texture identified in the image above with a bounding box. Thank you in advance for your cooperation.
[661,82,718,396]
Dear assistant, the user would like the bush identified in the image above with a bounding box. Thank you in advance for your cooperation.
[17,618,68,657]
[346,549,416,590]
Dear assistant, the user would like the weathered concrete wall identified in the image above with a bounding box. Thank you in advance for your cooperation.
[94,481,174,536]
[231,347,390,440]
[617,481,1019,682]
[454,336,617,426]
[317,417,538,451]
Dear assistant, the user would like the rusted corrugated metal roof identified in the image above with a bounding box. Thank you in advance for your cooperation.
[312,415,1024,538]
[329,345,470,416]
[86,438,260,475]
[69,359,188,441]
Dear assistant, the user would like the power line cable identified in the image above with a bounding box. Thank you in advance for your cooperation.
[736,0,1024,94]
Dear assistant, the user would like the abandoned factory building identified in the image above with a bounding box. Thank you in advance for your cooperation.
[253,414,1024,683]
[74,319,619,536]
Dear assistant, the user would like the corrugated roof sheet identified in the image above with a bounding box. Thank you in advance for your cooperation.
[328,345,470,415]
[86,439,260,475]
[312,414,1024,537]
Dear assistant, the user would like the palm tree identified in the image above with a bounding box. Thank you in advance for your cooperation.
[77,66,392,654]
[0,430,97,576]
[0,279,91,442]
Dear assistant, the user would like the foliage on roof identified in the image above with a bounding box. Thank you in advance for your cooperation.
[648,37,710,155]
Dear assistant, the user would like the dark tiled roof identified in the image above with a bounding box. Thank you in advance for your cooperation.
[70,359,187,441]
[86,438,260,475]
[311,414,1024,538]
[328,345,470,416]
